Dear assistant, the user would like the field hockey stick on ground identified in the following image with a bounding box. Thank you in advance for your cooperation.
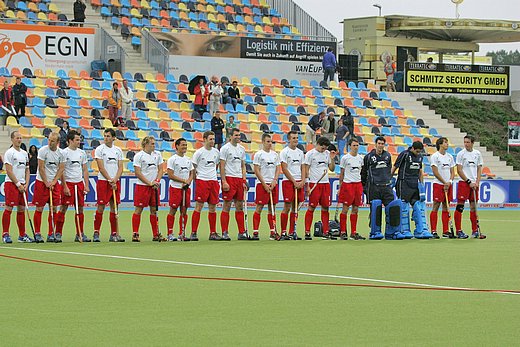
[292,185,302,240]
[297,169,327,212]
[181,185,187,241]
[269,188,280,241]
[444,190,455,238]
[22,191,36,240]
[243,188,251,239]
[74,185,82,243]
[49,187,55,238]
[473,189,486,239]
[112,187,120,236]
[155,187,163,242]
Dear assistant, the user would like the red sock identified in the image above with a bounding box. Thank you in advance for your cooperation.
[430,211,438,232]
[34,210,42,234]
[167,213,175,235]
[109,212,117,234]
[2,210,12,234]
[55,211,64,234]
[150,214,158,236]
[321,210,329,234]
[470,211,477,232]
[220,211,230,232]
[339,213,347,233]
[454,210,462,231]
[290,213,296,234]
[267,214,275,231]
[179,214,187,234]
[132,213,140,234]
[208,211,216,233]
[253,212,261,232]
[17,212,26,237]
[48,212,54,236]
[79,213,84,235]
[235,211,245,234]
[304,210,313,233]
[350,213,358,234]
[192,210,201,233]
[94,211,103,232]
[441,211,449,233]
[280,212,288,233]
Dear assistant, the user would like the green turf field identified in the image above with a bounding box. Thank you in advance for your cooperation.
[1,209,519,346]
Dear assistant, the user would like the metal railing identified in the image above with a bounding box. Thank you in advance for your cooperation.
[98,27,126,72]
[264,0,337,42]
[141,29,169,76]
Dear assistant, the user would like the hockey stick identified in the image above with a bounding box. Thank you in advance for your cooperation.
[112,187,120,237]
[22,191,36,241]
[74,185,82,243]
[243,187,251,239]
[155,187,164,242]
[49,187,55,239]
[269,188,280,241]
[444,190,455,238]
[472,189,486,239]
[292,185,302,240]
[180,185,190,241]
[297,169,327,212]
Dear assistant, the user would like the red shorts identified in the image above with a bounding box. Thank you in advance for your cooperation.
[169,186,191,208]
[134,184,159,207]
[282,180,304,204]
[96,180,121,205]
[255,183,279,205]
[457,181,478,203]
[308,183,331,208]
[62,181,85,207]
[433,183,453,203]
[32,180,62,207]
[338,182,363,206]
[222,176,245,201]
[4,181,25,207]
[194,179,220,205]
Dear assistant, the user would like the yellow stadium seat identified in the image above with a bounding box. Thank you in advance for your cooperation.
[44,117,57,128]
[102,119,113,129]
[134,82,146,92]
[49,3,60,13]
[19,127,31,138]
[44,108,56,118]
[130,8,142,18]
[37,12,48,21]
[178,2,187,11]
[206,5,217,14]
[4,10,15,18]
[31,127,44,139]
[145,73,157,83]
[6,116,20,128]
[141,0,151,10]
[80,80,92,90]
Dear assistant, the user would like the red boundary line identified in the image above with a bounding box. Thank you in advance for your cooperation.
[1,253,519,295]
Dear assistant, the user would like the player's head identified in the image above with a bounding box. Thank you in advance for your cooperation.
[261,133,272,151]
[103,128,116,146]
[10,131,22,148]
[316,136,330,153]
[349,138,359,155]
[175,137,188,155]
[287,130,299,148]
[230,128,240,145]
[375,136,386,154]
[67,130,81,149]
[141,136,155,153]
[203,130,215,148]
[411,141,424,155]
[464,135,475,150]
[436,137,448,151]
[48,132,60,151]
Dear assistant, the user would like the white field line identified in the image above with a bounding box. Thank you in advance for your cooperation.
[1,246,518,295]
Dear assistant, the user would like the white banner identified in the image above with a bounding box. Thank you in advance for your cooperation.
[508,121,520,147]
[0,23,95,72]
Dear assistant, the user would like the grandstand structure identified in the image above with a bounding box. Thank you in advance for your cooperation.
[0,0,518,180]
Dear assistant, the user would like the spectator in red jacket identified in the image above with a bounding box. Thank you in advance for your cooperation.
[0,80,17,121]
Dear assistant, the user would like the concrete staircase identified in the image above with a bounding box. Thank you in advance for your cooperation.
[387,92,520,180]
[52,0,157,75]
[0,126,12,155]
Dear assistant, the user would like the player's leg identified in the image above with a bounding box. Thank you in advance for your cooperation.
[235,198,247,239]
[32,180,49,242]
[253,204,264,236]
[207,203,222,240]
[368,186,384,240]
[454,183,469,238]
[2,204,14,243]
[383,187,403,240]
[93,180,107,239]
[75,183,90,242]
[338,182,349,236]
[221,200,232,237]
[167,206,178,240]
[320,184,333,239]
[469,193,478,236]
[281,201,291,236]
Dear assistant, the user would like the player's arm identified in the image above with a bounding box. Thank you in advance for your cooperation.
[418,168,424,183]
[475,165,482,188]
[456,164,468,182]
[155,161,164,187]
[54,162,65,188]
[38,158,48,185]
[328,151,336,171]
[431,165,448,185]
[116,159,123,182]
[253,163,268,191]
[219,159,228,189]
[134,166,152,186]
[96,157,112,182]
[24,161,29,192]
[339,167,345,183]
[167,164,187,185]
[5,161,20,192]
[187,167,194,186]
[82,163,90,193]
[272,164,281,188]
[360,155,369,186]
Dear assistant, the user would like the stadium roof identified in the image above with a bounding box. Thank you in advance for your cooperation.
[385,16,520,44]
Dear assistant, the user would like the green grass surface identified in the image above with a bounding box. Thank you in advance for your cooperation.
[1,209,519,346]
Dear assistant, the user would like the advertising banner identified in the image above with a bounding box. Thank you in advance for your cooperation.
[1,175,518,208]
[0,23,96,72]
[508,121,520,147]
[152,32,336,80]
[404,62,510,95]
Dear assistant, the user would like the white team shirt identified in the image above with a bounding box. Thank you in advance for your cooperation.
[279,146,304,181]
[304,148,331,183]
[95,144,123,181]
[220,142,245,179]
[340,153,363,183]
[192,147,220,181]
[36,145,64,182]
[4,147,28,183]
[62,147,88,183]
[133,150,163,186]
[430,151,455,185]
[456,149,483,182]
[167,154,193,189]
[253,149,280,184]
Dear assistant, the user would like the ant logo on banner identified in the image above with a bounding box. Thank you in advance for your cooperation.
[0,33,43,67]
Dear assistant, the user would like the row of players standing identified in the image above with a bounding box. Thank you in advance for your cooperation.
[1,127,484,243]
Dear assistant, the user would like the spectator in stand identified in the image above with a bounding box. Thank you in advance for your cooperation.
[0,80,16,121]
[28,145,38,175]
[384,55,397,92]
[306,111,325,146]
[73,0,86,27]
[194,77,208,115]
[211,111,225,149]
[119,79,134,126]
[321,111,337,142]
[208,75,223,116]
[227,80,243,111]
[226,115,237,140]
[322,47,337,86]
[108,82,122,126]
[12,77,27,118]
[340,109,355,141]
[336,118,350,158]
[59,121,70,149]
